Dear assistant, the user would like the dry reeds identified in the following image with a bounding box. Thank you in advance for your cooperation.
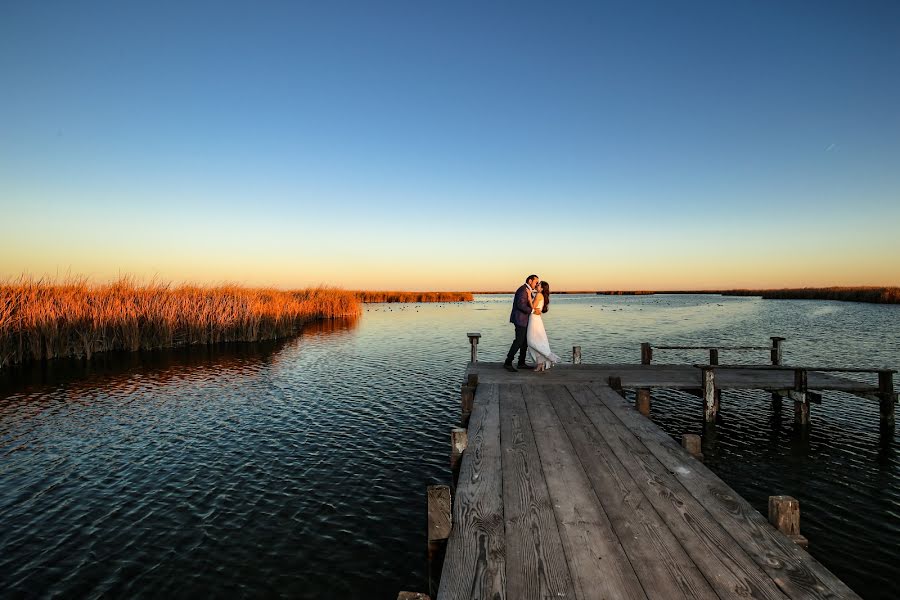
[0,276,361,369]
[721,287,900,304]
[354,291,474,303]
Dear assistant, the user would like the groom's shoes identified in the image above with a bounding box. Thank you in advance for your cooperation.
[503,363,518,373]
[518,362,533,369]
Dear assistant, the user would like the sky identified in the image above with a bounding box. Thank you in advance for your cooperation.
[2,1,899,291]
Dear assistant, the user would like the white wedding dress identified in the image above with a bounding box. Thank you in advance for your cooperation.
[527,296,561,368]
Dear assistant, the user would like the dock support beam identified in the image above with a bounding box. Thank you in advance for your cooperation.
[792,369,810,426]
[460,385,474,426]
[450,428,467,487]
[682,434,704,461]
[771,336,785,366]
[879,370,895,427]
[641,342,652,365]
[572,345,582,365]
[636,389,651,416]
[467,332,481,363]
[768,495,808,549]
[608,376,623,395]
[702,367,718,423]
[427,485,452,596]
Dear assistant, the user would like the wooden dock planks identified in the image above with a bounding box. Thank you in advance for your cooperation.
[437,375,862,600]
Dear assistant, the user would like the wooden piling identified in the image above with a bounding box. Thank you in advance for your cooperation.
[460,385,475,426]
[771,337,785,366]
[608,376,623,395]
[768,495,808,549]
[681,433,704,461]
[793,369,809,426]
[709,348,719,366]
[878,370,895,427]
[572,346,582,365]
[466,372,478,388]
[641,342,652,365]
[636,388,651,416]
[702,367,718,423]
[467,332,481,363]
[397,593,431,600]
[450,427,468,486]
[427,484,452,596]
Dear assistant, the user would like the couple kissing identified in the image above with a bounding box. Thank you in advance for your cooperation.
[504,274,562,373]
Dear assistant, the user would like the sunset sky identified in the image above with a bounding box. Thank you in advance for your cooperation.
[2,1,899,291]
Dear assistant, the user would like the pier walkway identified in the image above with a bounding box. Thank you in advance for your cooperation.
[435,364,864,600]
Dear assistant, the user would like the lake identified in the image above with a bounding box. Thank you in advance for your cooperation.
[1,294,898,599]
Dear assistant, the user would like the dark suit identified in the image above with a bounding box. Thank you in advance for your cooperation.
[505,284,533,366]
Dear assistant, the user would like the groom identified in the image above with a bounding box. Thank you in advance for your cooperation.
[504,274,539,372]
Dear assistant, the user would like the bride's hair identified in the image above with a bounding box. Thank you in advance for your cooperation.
[540,281,550,313]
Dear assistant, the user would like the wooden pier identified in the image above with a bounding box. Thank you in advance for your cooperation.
[403,336,898,600]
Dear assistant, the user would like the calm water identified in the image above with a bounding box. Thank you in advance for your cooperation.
[1,294,898,599]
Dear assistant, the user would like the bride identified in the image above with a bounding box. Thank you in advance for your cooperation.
[527,281,561,372]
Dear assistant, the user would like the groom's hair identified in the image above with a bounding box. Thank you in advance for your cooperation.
[527,274,539,282]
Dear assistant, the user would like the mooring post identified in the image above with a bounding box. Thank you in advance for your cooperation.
[466,332,481,363]
[709,348,719,366]
[460,385,475,426]
[572,346,582,365]
[641,342,652,365]
[771,336,785,366]
[466,372,478,388]
[878,370,895,427]
[702,366,718,423]
[793,369,809,426]
[426,485,452,596]
[682,433,704,461]
[636,389,651,416]
[768,495,808,549]
[450,428,468,487]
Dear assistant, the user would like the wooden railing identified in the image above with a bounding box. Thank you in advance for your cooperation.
[641,336,785,366]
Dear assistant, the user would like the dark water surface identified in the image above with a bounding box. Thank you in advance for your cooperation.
[1,295,898,599]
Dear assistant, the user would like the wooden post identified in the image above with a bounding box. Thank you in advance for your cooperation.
[466,372,478,388]
[466,333,481,363]
[641,342,652,365]
[450,428,468,486]
[427,485,452,596]
[460,385,475,426]
[878,370,895,427]
[608,376,623,395]
[771,392,783,410]
[768,495,808,548]
[572,346,582,365]
[636,389,651,416]
[702,367,718,423]
[397,593,431,600]
[793,369,809,426]
[771,336,785,366]
[709,348,719,366]
[681,433,704,461]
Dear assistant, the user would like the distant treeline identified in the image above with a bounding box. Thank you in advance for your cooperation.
[596,291,656,295]
[0,277,361,369]
[720,287,900,304]
[354,291,474,303]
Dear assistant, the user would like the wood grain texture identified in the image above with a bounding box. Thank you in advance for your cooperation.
[568,383,788,600]
[438,384,506,600]
[588,382,861,599]
[523,384,648,600]
[498,384,575,600]
[545,385,717,600]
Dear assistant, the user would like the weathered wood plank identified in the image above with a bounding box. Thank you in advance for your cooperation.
[498,384,576,600]
[567,383,788,600]
[522,385,648,600]
[587,382,861,599]
[544,385,718,600]
[437,383,506,600]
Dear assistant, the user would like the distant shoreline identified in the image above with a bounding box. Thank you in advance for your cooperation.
[473,287,900,304]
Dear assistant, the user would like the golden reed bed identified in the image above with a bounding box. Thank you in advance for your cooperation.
[0,278,475,369]
[720,287,900,303]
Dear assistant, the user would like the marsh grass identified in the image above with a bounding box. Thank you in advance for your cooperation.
[354,291,473,303]
[722,287,900,304]
[0,277,361,369]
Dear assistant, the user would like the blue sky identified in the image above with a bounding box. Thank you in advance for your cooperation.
[2,1,899,289]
